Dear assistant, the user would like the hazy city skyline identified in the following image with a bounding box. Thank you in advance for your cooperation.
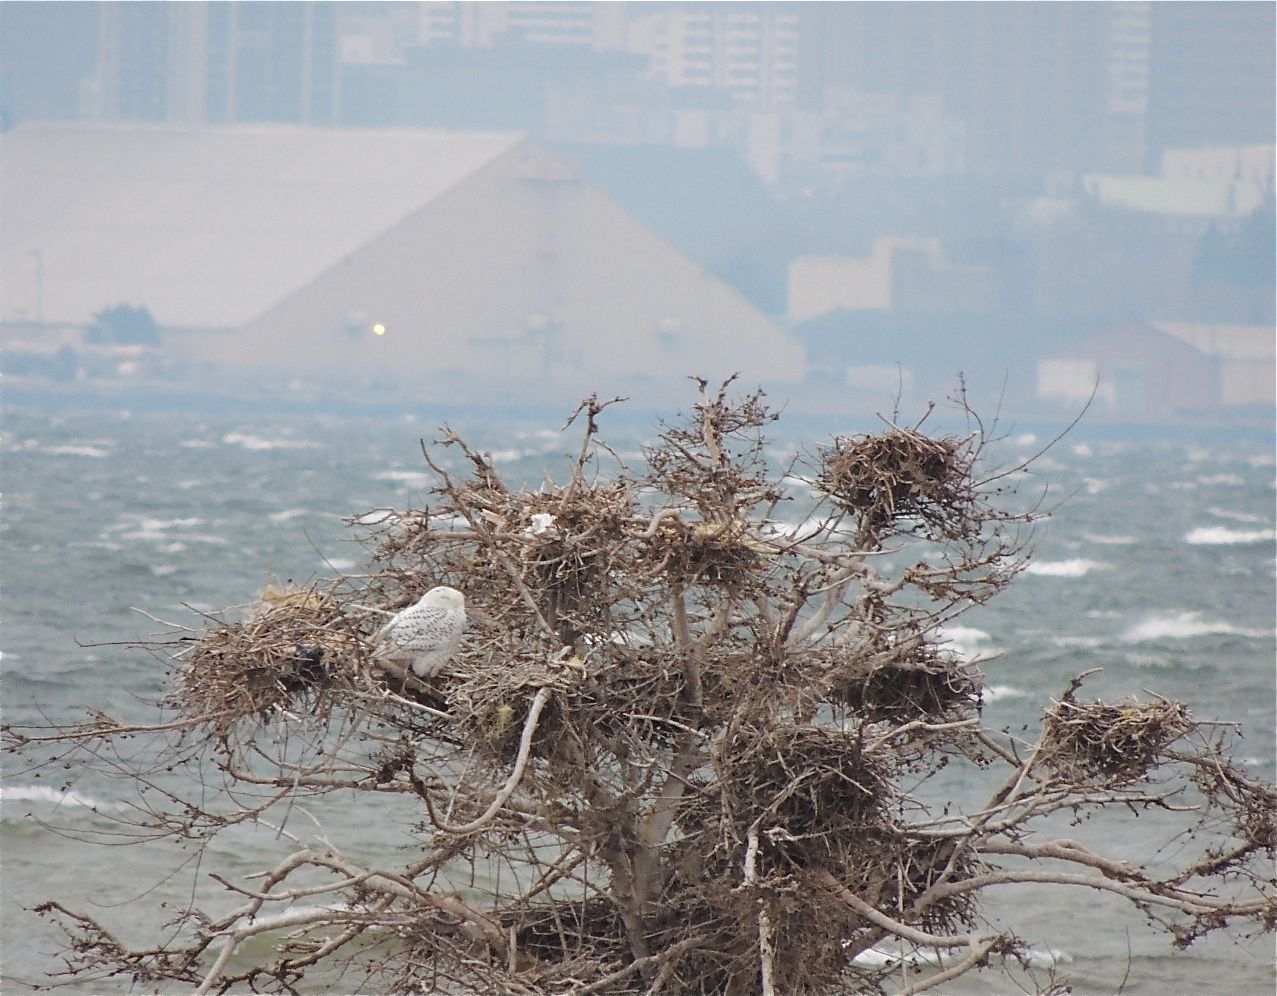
[1,2,1272,424]
[4,3,1273,178]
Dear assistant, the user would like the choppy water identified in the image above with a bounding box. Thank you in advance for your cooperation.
[2,405,1274,994]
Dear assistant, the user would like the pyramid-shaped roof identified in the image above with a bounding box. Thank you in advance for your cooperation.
[1,123,525,328]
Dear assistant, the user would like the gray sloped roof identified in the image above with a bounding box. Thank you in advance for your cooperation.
[1,123,525,328]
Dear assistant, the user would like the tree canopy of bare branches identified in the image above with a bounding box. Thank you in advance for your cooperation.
[6,379,1274,995]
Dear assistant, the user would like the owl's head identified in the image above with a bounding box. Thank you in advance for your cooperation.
[419,585,465,610]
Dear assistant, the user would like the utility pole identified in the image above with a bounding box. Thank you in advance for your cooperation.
[30,249,43,325]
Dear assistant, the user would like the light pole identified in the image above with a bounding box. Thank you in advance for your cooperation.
[29,249,43,325]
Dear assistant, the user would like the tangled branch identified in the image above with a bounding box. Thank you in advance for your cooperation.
[6,379,1273,994]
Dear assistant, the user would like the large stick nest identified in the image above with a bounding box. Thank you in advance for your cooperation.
[1041,694,1194,783]
[713,724,895,869]
[825,638,983,726]
[639,515,775,591]
[171,585,367,732]
[817,429,976,545]
[656,751,980,994]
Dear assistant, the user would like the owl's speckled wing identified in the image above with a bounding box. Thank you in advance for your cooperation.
[377,599,465,677]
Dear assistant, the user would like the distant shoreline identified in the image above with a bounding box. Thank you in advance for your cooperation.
[3,375,1274,442]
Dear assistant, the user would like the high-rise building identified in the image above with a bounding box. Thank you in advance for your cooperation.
[94,2,175,121]
[0,3,100,125]
[1147,1,1276,165]
[418,2,626,51]
[794,1,1274,177]
[1103,1,1152,173]
[797,3,1115,174]
[626,4,799,107]
[414,2,798,109]
[93,2,339,125]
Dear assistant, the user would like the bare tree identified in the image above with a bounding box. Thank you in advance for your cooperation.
[6,379,1274,995]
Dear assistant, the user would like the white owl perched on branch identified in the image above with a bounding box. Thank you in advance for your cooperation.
[375,586,466,678]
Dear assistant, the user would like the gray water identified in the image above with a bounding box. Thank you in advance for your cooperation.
[2,405,1274,994]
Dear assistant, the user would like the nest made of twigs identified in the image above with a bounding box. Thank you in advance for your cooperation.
[1041,695,1194,783]
[830,643,983,725]
[640,515,774,589]
[651,831,980,994]
[514,484,636,639]
[817,430,974,544]
[447,650,588,764]
[874,836,981,936]
[651,868,864,996]
[509,897,630,968]
[173,587,363,729]
[714,724,895,869]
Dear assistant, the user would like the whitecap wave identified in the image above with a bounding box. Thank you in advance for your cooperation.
[1084,532,1136,545]
[852,944,1070,969]
[1049,635,1104,648]
[1,785,117,812]
[1197,473,1245,487]
[1206,507,1267,524]
[1121,611,1268,643]
[1023,947,1074,966]
[268,509,311,523]
[110,516,205,532]
[936,625,998,662]
[1184,526,1275,545]
[117,524,228,546]
[762,517,829,540]
[38,444,112,458]
[852,946,934,968]
[984,684,1029,701]
[107,515,227,546]
[372,470,432,485]
[222,433,322,451]
[1026,558,1109,578]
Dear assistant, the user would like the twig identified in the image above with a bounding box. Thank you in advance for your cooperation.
[424,687,552,835]
[894,934,1002,996]
[744,823,777,996]
[814,870,995,950]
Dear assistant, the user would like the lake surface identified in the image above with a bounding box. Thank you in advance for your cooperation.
[3,402,1274,994]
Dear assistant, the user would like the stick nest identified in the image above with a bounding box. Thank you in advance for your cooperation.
[714,724,894,868]
[447,650,591,764]
[817,429,975,544]
[828,641,983,725]
[654,722,978,993]
[1041,695,1194,783]
[171,586,365,731]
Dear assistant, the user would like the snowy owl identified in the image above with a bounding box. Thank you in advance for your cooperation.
[375,586,466,678]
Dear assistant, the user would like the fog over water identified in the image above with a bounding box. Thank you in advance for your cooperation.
[0,2,1273,424]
